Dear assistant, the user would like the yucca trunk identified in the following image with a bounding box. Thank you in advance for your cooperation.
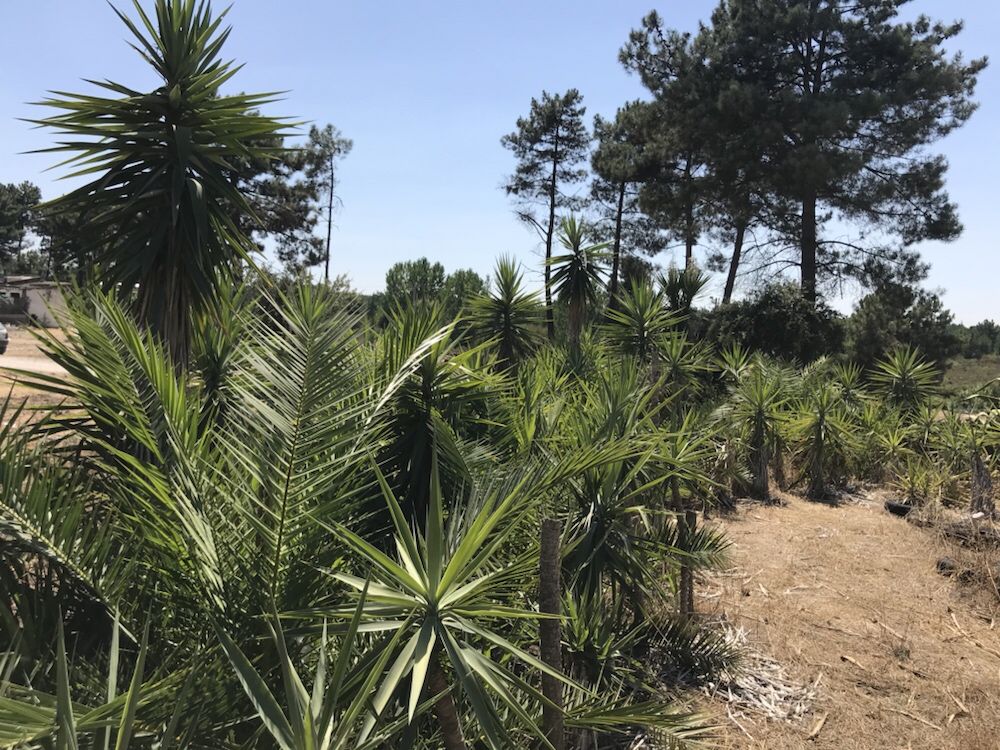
[671,477,695,620]
[428,657,467,750]
[539,518,565,750]
[568,297,584,353]
[807,423,826,500]
[750,419,769,501]
[971,447,995,516]
[138,262,193,370]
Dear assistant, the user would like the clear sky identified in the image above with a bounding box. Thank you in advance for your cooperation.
[0,1,996,322]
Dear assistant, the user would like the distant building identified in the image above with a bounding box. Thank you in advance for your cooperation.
[0,276,68,327]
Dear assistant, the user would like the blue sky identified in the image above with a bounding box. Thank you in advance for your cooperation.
[0,1,996,322]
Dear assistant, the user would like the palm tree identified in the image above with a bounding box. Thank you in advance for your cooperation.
[549,216,609,353]
[468,254,544,369]
[34,0,287,366]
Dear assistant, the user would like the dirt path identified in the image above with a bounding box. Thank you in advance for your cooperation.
[703,494,1000,749]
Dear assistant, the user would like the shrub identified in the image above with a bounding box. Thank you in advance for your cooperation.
[706,282,844,363]
[846,282,960,367]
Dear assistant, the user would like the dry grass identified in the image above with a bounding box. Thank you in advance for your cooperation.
[697,491,1000,749]
[941,355,1000,395]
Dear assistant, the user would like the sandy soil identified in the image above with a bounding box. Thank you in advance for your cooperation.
[702,493,1000,749]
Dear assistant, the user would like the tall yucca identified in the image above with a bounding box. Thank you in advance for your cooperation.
[549,216,609,352]
[469,254,544,369]
[34,0,288,366]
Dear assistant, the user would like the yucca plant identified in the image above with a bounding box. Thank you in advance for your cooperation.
[656,334,711,411]
[552,366,668,618]
[874,419,914,483]
[373,302,499,523]
[603,280,678,361]
[891,457,938,508]
[34,0,288,366]
[831,361,867,413]
[658,411,728,620]
[549,216,609,354]
[217,595,412,750]
[658,265,709,318]
[721,364,788,502]
[297,446,662,749]
[869,347,940,414]
[715,343,752,386]
[469,254,545,370]
[496,352,568,456]
[790,382,857,501]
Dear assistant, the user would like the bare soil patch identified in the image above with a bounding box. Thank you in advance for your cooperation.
[701,492,1000,749]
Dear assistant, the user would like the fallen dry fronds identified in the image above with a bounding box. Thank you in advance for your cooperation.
[702,625,817,723]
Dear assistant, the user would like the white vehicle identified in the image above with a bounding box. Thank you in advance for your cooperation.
[0,323,7,355]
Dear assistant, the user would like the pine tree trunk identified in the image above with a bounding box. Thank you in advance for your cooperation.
[324,154,334,283]
[800,187,817,305]
[544,140,559,341]
[722,220,746,304]
[608,182,625,311]
[539,518,564,750]
[683,160,695,269]
[428,658,467,750]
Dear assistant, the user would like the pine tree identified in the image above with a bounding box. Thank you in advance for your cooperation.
[590,104,667,309]
[502,90,590,340]
[705,0,985,304]
[620,23,714,271]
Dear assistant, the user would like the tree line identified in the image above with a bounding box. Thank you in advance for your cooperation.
[501,1,984,320]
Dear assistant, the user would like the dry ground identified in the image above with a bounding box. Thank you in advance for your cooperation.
[0,326,67,406]
[700,492,1000,749]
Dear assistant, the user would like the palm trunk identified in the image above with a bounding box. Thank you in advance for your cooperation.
[722,220,746,304]
[608,182,625,311]
[428,658,467,750]
[539,518,564,750]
